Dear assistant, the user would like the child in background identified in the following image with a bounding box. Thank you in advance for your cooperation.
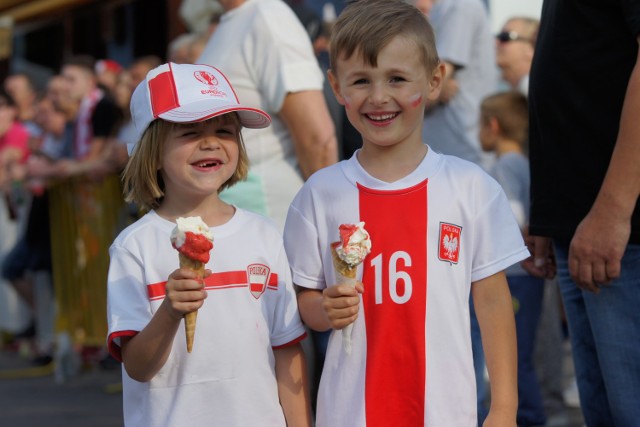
[283,1,528,425]
[479,91,546,426]
[106,62,311,427]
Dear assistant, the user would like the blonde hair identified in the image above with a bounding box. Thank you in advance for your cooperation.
[329,0,439,74]
[480,91,529,146]
[122,113,249,212]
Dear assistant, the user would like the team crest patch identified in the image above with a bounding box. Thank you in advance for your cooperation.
[247,264,270,299]
[438,222,462,264]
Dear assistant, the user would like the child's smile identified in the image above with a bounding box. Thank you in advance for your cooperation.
[329,35,442,150]
[161,119,240,201]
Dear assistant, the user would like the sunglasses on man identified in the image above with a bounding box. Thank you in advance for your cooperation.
[496,31,533,44]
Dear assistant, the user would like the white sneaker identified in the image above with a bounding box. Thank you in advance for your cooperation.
[563,379,581,408]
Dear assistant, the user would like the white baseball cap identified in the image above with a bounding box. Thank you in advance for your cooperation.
[129,62,271,152]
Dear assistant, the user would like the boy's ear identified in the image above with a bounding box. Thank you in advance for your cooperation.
[489,117,501,135]
[426,62,446,101]
[327,69,346,106]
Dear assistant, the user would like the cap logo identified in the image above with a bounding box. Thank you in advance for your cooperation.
[194,70,218,86]
[193,70,227,98]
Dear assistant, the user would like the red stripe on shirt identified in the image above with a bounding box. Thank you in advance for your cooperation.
[147,271,279,300]
[359,180,428,426]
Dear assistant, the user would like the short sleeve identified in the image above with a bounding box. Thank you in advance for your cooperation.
[269,244,307,348]
[470,177,530,282]
[283,188,326,290]
[251,3,324,112]
[431,1,483,68]
[106,243,153,359]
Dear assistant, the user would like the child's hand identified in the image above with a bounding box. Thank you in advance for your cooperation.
[164,268,210,319]
[321,282,364,330]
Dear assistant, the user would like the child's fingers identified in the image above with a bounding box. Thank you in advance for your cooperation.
[354,281,364,293]
[169,268,205,281]
[325,283,360,298]
[327,308,359,330]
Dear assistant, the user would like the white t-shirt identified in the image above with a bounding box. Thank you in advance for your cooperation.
[107,208,305,427]
[197,0,324,230]
[284,149,529,427]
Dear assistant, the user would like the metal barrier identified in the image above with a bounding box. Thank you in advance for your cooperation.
[48,174,129,349]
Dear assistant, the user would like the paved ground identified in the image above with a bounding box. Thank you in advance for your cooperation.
[0,347,123,427]
[0,343,584,427]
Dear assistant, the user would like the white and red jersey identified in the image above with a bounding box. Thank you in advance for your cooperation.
[284,148,529,427]
[107,209,305,427]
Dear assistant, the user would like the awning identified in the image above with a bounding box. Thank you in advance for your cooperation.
[0,0,97,24]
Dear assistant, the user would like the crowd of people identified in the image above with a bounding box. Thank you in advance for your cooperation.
[2,0,639,426]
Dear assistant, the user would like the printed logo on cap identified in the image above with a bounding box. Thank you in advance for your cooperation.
[194,70,218,86]
[193,70,227,98]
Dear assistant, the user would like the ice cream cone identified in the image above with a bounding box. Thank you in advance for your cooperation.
[331,244,357,279]
[331,244,357,355]
[179,252,205,353]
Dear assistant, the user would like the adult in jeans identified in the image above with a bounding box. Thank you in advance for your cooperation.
[528,1,640,425]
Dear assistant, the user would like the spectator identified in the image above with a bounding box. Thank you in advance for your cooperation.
[0,95,69,365]
[419,0,497,169]
[494,14,568,418]
[528,1,640,425]
[58,55,121,178]
[0,88,30,208]
[4,72,42,140]
[128,55,162,90]
[197,0,338,230]
[479,91,546,426]
[95,59,124,95]
[167,33,199,64]
[495,17,538,95]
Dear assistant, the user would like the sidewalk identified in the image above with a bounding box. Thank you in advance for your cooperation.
[0,347,123,427]
[0,340,585,427]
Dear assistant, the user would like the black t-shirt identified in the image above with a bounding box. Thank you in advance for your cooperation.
[92,95,121,138]
[529,0,640,243]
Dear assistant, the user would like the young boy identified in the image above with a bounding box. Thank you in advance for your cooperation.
[479,91,546,426]
[283,1,527,425]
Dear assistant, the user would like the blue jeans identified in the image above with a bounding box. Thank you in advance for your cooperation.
[554,241,640,426]
[509,275,546,426]
[470,298,488,425]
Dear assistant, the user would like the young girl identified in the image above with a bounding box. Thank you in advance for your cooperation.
[106,63,311,427]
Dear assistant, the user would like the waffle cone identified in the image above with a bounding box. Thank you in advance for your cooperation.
[179,252,205,353]
[331,244,358,355]
[331,246,357,279]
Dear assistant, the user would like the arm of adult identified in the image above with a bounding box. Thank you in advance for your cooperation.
[280,90,338,180]
[274,343,313,427]
[568,36,640,292]
[472,271,518,427]
[296,283,363,332]
[119,268,208,382]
